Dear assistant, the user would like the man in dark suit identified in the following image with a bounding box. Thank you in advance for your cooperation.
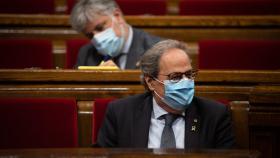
[70,0,162,69]
[97,39,235,148]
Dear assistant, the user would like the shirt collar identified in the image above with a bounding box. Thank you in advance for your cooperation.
[121,25,133,54]
[152,97,185,119]
[152,97,168,119]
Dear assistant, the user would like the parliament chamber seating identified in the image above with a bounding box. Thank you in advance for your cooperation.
[116,0,167,15]
[0,14,279,68]
[90,98,232,146]
[0,39,53,69]
[179,0,280,15]
[66,0,167,15]
[0,0,55,14]
[0,98,78,149]
[0,70,279,158]
[92,98,115,145]
[65,39,90,69]
[66,0,76,14]
[198,40,280,70]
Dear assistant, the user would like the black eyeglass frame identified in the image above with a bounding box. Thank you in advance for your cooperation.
[157,69,198,83]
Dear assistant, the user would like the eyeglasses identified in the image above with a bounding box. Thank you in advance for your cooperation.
[158,69,198,83]
[85,32,94,39]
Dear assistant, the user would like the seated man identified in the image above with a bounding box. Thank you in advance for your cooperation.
[97,39,235,148]
[70,0,162,69]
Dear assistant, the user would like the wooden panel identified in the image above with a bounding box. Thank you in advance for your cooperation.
[0,148,261,158]
[1,69,280,83]
[230,101,250,149]
[249,127,279,158]
[1,15,280,27]
[248,86,280,158]
[1,15,280,42]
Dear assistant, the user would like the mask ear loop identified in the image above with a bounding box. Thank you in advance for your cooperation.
[151,77,165,101]
[153,89,165,101]
[110,15,125,55]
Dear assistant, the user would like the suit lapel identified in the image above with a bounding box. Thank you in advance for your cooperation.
[90,46,104,66]
[185,97,201,149]
[132,94,153,147]
[125,28,145,69]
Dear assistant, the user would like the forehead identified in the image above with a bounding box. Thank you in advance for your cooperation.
[84,14,110,32]
[158,48,192,74]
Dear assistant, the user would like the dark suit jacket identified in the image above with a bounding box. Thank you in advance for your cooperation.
[97,92,235,149]
[74,28,162,69]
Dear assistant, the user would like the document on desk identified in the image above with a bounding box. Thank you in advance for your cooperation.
[78,66,119,70]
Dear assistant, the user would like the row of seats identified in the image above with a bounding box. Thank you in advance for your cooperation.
[0,97,111,148]
[179,0,280,15]
[198,40,280,70]
[0,97,232,148]
[1,0,279,15]
[1,38,279,70]
[0,98,78,148]
[0,39,53,69]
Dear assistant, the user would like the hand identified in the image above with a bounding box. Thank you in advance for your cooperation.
[99,60,119,67]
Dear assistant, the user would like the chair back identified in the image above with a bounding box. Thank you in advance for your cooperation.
[179,0,280,15]
[116,0,167,15]
[198,40,280,70]
[65,39,90,69]
[0,98,78,149]
[0,39,53,69]
[92,98,115,145]
[0,0,55,14]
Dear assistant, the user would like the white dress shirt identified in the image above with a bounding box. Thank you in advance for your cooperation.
[148,98,185,148]
[118,25,133,69]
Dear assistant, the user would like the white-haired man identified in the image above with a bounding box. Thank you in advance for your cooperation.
[70,0,162,69]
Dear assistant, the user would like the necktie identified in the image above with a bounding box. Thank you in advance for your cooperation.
[113,53,124,67]
[160,113,179,148]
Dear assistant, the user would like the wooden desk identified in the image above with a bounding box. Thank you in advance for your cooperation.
[0,69,279,101]
[0,148,260,158]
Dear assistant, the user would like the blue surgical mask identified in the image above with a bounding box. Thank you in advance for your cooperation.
[91,18,124,57]
[154,78,194,111]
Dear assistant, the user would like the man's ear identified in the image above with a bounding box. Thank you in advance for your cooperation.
[144,75,155,91]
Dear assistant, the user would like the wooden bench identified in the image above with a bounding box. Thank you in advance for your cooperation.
[1,14,280,68]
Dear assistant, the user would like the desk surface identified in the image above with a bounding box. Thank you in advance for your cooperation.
[0,148,260,158]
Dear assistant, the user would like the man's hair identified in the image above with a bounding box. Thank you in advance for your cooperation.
[70,0,119,33]
[139,39,190,90]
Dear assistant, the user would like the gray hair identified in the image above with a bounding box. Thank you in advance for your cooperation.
[70,0,119,33]
[139,39,190,89]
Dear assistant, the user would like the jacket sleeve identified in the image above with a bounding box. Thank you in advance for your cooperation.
[96,102,118,147]
[215,106,236,149]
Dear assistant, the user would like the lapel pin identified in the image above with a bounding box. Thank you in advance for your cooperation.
[191,125,196,131]
[193,118,198,123]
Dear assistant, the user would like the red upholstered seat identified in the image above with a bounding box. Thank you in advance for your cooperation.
[66,0,76,14]
[65,39,90,69]
[116,0,167,15]
[0,0,55,14]
[179,0,280,15]
[90,97,230,146]
[67,0,167,15]
[217,99,230,106]
[0,39,53,69]
[0,98,78,149]
[198,40,280,70]
[92,98,115,145]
